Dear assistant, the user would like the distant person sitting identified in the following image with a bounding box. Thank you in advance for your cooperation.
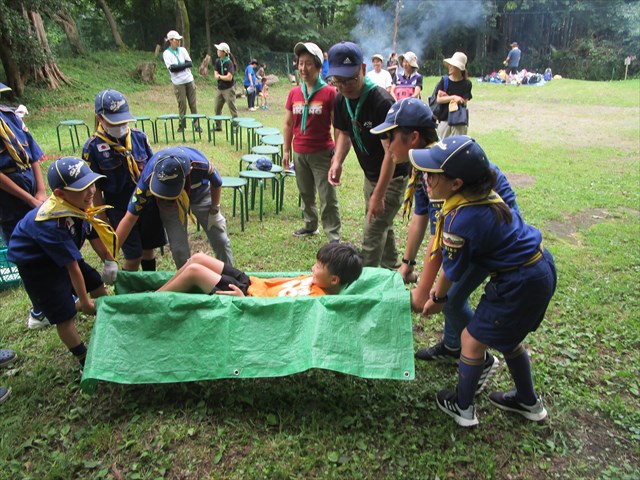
[158,243,363,297]
[504,42,521,75]
[366,54,393,92]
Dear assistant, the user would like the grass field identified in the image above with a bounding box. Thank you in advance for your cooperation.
[1,51,639,479]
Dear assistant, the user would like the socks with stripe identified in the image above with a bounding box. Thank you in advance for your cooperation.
[504,344,537,406]
[457,353,485,409]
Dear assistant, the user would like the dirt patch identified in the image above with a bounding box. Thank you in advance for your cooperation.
[544,207,634,244]
[503,172,536,188]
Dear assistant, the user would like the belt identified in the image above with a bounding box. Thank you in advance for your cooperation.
[1,167,17,174]
[490,245,544,277]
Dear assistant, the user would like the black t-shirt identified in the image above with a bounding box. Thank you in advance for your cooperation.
[436,77,473,121]
[334,86,410,182]
[215,58,236,90]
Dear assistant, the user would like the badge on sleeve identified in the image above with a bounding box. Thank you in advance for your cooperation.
[443,232,465,249]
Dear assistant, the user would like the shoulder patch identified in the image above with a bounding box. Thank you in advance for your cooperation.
[443,232,465,249]
[97,143,111,152]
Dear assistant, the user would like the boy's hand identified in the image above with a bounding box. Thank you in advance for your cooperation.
[215,284,245,297]
[101,260,118,285]
[79,299,96,315]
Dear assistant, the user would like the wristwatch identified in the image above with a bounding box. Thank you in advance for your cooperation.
[402,258,417,266]
[431,292,448,304]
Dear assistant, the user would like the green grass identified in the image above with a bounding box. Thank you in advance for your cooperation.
[1,52,639,479]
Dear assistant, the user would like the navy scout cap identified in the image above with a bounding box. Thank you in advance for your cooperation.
[327,41,363,78]
[371,98,437,135]
[0,83,11,93]
[150,147,190,200]
[48,157,105,191]
[95,89,135,125]
[409,136,490,184]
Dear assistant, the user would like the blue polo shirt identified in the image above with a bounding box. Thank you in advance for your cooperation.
[244,65,257,88]
[82,129,153,204]
[127,147,222,216]
[7,207,95,267]
[0,108,44,171]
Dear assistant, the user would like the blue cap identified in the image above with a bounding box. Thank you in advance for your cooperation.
[254,157,273,171]
[48,158,105,191]
[149,147,190,200]
[371,98,436,134]
[95,89,135,125]
[409,136,490,183]
[327,41,363,78]
[0,83,11,93]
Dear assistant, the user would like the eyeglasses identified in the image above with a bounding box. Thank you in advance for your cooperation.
[331,76,359,87]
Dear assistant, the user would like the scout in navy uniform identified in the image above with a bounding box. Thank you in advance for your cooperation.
[408,136,556,427]
[7,158,118,368]
[0,82,50,329]
[371,99,518,396]
[83,89,166,273]
[116,146,234,269]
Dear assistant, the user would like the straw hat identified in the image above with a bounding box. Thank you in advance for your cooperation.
[444,52,468,72]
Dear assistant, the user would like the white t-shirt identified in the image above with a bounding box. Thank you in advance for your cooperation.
[366,69,393,90]
[163,47,194,85]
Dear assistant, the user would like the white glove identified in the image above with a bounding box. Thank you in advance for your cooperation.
[101,260,118,285]
[207,209,226,231]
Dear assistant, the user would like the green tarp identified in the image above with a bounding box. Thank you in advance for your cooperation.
[81,267,414,394]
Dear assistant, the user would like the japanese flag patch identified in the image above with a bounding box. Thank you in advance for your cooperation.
[97,143,111,152]
[443,232,465,249]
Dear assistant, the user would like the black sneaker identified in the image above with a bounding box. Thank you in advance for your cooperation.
[489,390,547,421]
[195,126,203,133]
[214,126,223,132]
[177,126,185,133]
[415,341,460,363]
[293,228,319,237]
[0,386,11,404]
[436,389,478,427]
[475,352,500,395]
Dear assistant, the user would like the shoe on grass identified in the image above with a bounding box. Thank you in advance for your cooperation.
[0,387,11,405]
[195,126,203,133]
[489,390,547,422]
[177,126,185,133]
[415,340,460,363]
[0,349,17,368]
[475,351,500,396]
[436,389,478,427]
[214,126,223,132]
[27,310,51,329]
[293,228,319,237]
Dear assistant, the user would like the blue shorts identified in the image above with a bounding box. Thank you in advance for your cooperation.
[468,249,556,353]
[106,202,166,260]
[17,259,103,325]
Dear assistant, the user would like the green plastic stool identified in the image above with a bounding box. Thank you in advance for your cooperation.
[184,114,206,143]
[155,114,184,144]
[239,153,265,173]
[239,170,277,221]
[133,116,157,143]
[231,117,255,148]
[221,176,248,231]
[261,134,285,162]
[237,120,263,154]
[207,115,231,144]
[56,120,91,153]
[252,145,281,166]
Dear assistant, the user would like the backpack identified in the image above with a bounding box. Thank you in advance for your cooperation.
[428,76,448,121]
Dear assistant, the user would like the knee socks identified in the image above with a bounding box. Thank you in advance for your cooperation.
[140,258,156,271]
[504,344,537,405]
[69,342,87,367]
[457,353,485,409]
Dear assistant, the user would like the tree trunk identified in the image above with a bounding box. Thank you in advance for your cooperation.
[28,10,70,89]
[204,1,211,56]
[176,0,190,51]
[49,11,85,55]
[0,9,24,96]
[96,0,125,50]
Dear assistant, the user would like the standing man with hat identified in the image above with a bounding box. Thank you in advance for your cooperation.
[327,41,410,269]
[366,54,393,93]
[116,146,234,269]
[83,89,166,273]
[163,30,201,133]
[213,42,238,131]
[504,42,521,75]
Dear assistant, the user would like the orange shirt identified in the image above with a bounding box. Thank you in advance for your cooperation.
[247,274,327,297]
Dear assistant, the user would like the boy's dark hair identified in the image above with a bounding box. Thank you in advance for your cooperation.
[396,126,438,146]
[316,243,363,287]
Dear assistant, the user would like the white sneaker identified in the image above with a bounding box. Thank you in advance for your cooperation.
[27,310,51,329]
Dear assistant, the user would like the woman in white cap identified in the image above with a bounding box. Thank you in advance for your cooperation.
[391,51,423,101]
[434,51,472,138]
[162,30,200,133]
[213,42,238,131]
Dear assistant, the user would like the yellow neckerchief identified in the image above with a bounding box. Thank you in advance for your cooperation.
[430,190,504,258]
[36,194,118,258]
[176,189,194,226]
[402,140,437,223]
[94,124,141,184]
[0,116,31,171]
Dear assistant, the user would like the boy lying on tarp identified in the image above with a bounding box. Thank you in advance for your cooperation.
[157,242,363,297]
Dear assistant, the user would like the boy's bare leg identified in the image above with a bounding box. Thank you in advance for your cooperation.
[158,263,222,293]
